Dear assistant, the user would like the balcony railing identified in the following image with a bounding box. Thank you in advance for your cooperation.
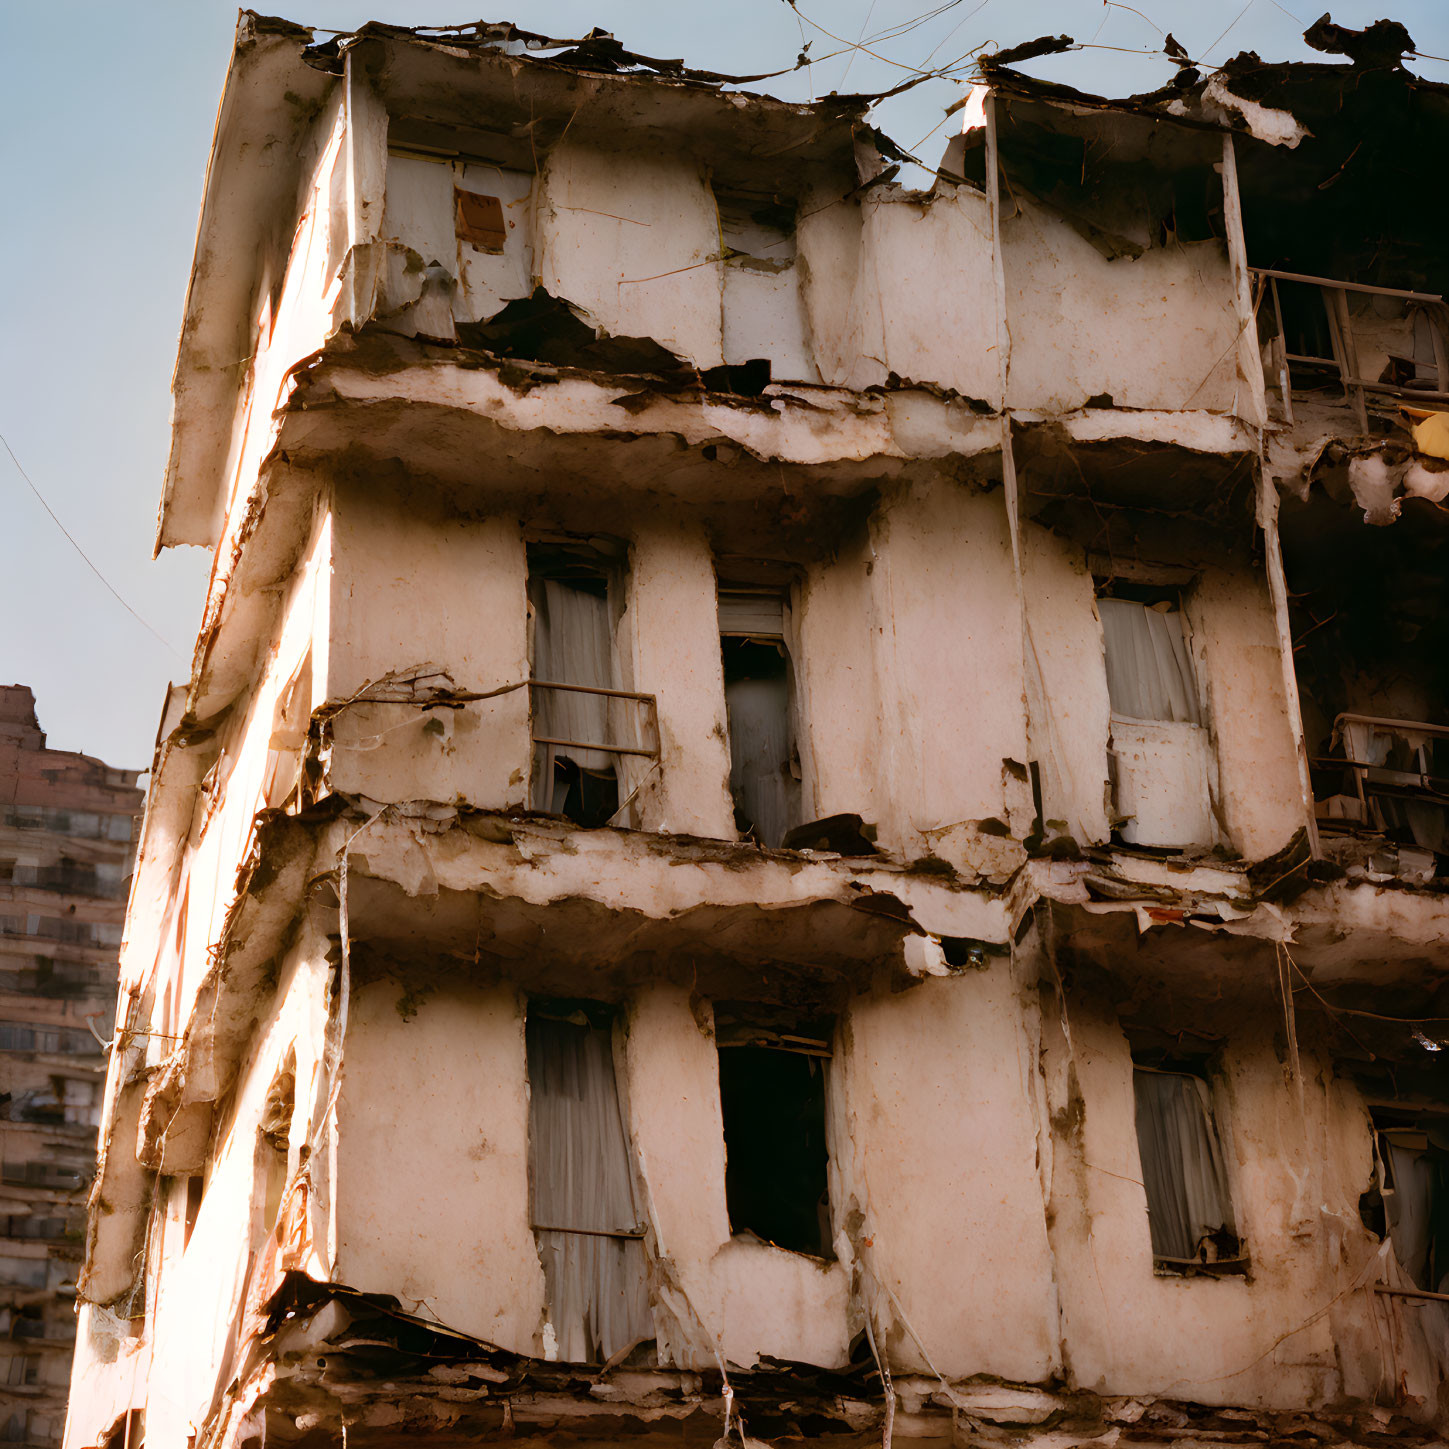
[1252,268,1449,430]
[1312,713,1449,862]
[528,680,660,827]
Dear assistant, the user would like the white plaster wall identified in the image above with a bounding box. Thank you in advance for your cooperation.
[623,985,850,1371]
[327,486,531,810]
[799,185,999,404]
[795,530,886,844]
[164,507,332,1042]
[379,152,535,330]
[868,188,999,403]
[1113,719,1216,848]
[332,980,546,1354]
[537,141,723,367]
[1003,198,1240,415]
[214,101,348,543]
[1020,526,1111,845]
[1044,1004,1353,1407]
[1188,567,1305,858]
[721,261,815,381]
[837,971,1061,1382]
[624,523,735,838]
[867,481,1029,854]
[144,931,331,1449]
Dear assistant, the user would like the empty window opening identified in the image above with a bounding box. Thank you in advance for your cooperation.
[528,542,630,828]
[1363,1106,1449,1292]
[1097,580,1202,726]
[526,1000,652,1364]
[720,585,801,847]
[1133,1061,1243,1274]
[715,1007,833,1258]
[717,192,798,272]
[184,1174,205,1251]
[714,190,813,382]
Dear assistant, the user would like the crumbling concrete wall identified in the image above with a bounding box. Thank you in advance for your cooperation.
[1002,198,1242,416]
[332,980,547,1352]
[326,479,531,810]
[833,967,1061,1383]
[140,925,331,1449]
[798,182,1000,401]
[625,521,735,838]
[852,481,1030,866]
[1187,564,1306,858]
[624,985,850,1371]
[1020,524,1113,845]
[538,141,725,367]
[1038,994,1403,1409]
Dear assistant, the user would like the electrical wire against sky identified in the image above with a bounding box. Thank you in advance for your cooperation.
[0,429,185,662]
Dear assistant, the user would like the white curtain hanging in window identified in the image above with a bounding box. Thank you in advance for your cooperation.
[529,579,614,771]
[726,674,794,848]
[1384,1138,1436,1288]
[527,1013,652,1363]
[1133,1069,1236,1261]
[1099,599,1202,725]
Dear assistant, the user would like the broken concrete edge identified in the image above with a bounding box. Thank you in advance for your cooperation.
[82,781,1379,1314]
[177,1270,1445,1449]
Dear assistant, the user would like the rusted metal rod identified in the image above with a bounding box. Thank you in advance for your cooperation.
[531,735,659,758]
[1250,267,1443,305]
[1374,1284,1449,1304]
[529,679,657,703]
[531,1224,646,1240]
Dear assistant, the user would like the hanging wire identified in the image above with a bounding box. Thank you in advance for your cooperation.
[0,428,186,662]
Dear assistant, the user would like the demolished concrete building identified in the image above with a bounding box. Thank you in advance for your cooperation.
[62,12,1449,1449]
[0,686,142,1448]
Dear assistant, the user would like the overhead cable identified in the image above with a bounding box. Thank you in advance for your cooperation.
[0,428,185,662]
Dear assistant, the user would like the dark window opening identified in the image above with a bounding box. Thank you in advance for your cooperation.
[717,1008,833,1258]
[1132,1058,1244,1275]
[1275,279,1338,384]
[1364,1105,1449,1292]
[184,1175,205,1250]
[527,542,628,829]
[720,584,801,848]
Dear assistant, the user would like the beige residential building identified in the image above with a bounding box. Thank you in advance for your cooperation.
[63,13,1449,1449]
[0,687,141,1448]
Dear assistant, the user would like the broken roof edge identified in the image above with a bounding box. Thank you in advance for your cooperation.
[155,11,908,554]
[979,17,1449,153]
[156,10,336,554]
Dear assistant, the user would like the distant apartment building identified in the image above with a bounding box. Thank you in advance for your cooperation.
[0,688,141,1448]
[60,12,1449,1449]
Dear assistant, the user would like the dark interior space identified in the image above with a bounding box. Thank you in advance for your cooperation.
[718,1040,832,1258]
[1280,491,1449,863]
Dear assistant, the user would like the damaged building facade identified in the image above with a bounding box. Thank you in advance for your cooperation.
[1,686,141,1447]
[62,13,1449,1449]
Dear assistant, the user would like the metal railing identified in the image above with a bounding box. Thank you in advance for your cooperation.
[526,680,661,761]
[1312,713,1449,848]
[527,680,661,824]
[1252,268,1449,430]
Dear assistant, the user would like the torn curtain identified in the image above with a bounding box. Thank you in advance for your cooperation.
[526,1011,652,1363]
[1099,599,1203,726]
[529,577,645,815]
[725,674,794,848]
[1133,1069,1236,1262]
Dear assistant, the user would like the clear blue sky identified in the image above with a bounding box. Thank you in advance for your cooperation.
[3,0,1446,770]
